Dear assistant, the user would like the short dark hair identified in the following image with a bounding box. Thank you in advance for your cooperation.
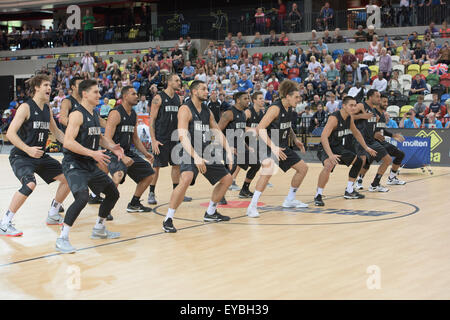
[121,85,134,98]
[78,79,98,98]
[251,91,263,101]
[189,80,205,91]
[233,91,248,101]
[342,96,356,106]
[380,94,388,100]
[70,75,83,89]
[366,89,379,99]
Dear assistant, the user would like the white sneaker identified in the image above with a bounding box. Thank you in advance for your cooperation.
[386,176,406,185]
[228,182,241,191]
[354,180,364,191]
[368,185,389,192]
[246,206,260,218]
[282,198,309,208]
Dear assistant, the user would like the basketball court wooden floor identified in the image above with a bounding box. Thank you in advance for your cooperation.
[0,154,449,300]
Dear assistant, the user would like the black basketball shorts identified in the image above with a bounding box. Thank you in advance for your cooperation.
[9,154,63,184]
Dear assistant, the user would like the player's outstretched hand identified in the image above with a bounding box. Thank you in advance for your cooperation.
[366,147,377,158]
[27,146,44,158]
[92,149,111,166]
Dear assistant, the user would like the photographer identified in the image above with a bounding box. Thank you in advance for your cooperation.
[399,109,421,128]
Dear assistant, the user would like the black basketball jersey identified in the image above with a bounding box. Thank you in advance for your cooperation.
[63,105,102,162]
[186,99,212,155]
[112,105,136,153]
[326,110,352,148]
[225,106,247,149]
[208,100,222,123]
[155,90,180,142]
[268,100,293,148]
[354,102,377,143]
[11,98,51,158]
[246,106,264,128]
[61,95,81,132]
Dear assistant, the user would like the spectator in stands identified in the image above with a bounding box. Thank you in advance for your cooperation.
[326,62,340,85]
[439,41,450,65]
[316,37,328,53]
[311,103,327,131]
[332,28,344,43]
[278,31,289,46]
[426,41,441,65]
[354,25,367,42]
[135,95,148,114]
[273,0,287,33]
[176,37,186,51]
[382,34,397,56]
[237,73,253,93]
[265,84,277,104]
[399,109,421,128]
[148,60,160,86]
[407,31,420,49]
[304,82,316,102]
[427,93,446,117]
[310,30,318,42]
[388,70,401,91]
[81,51,95,76]
[440,21,450,38]
[100,98,111,118]
[195,67,207,82]
[255,8,265,34]
[381,0,395,27]
[288,3,302,33]
[423,112,443,128]
[236,32,247,48]
[385,111,399,128]
[443,99,450,127]
[310,94,323,110]
[348,81,365,103]
[410,74,428,95]
[316,2,334,31]
[265,30,278,46]
[295,94,308,114]
[423,33,432,49]
[171,44,184,73]
[224,32,233,49]
[366,25,378,42]
[399,42,412,67]
[379,47,392,80]
[397,0,412,27]
[372,72,388,92]
[367,35,382,61]
[301,106,313,132]
[325,93,339,113]
[308,56,321,74]
[82,9,95,46]
[412,41,427,66]
[321,30,332,44]
[414,94,427,120]
[251,32,264,47]
[181,60,195,81]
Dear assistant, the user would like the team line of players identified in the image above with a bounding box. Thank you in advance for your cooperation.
[0,75,406,254]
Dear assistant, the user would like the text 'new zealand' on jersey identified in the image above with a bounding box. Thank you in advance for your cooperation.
[112,105,136,153]
[268,100,293,148]
[325,110,352,149]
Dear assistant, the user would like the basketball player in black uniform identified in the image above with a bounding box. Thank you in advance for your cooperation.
[162,80,234,233]
[104,86,155,214]
[352,90,392,192]
[1,75,70,237]
[218,92,261,198]
[56,79,124,254]
[246,80,308,218]
[60,75,106,207]
[314,96,377,206]
[148,74,191,205]
[371,94,406,185]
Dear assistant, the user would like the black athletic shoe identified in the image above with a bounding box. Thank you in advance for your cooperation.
[183,196,192,202]
[314,194,325,206]
[344,190,365,199]
[204,211,230,222]
[219,197,228,205]
[163,218,177,233]
[127,201,152,213]
[106,214,114,221]
[238,189,254,198]
[59,206,65,213]
[88,195,104,205]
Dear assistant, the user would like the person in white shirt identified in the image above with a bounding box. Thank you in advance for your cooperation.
[325,93,339,113]
[134,95,149,114]
[81,51,95,74]
[239,58,252,74]
[195,67,207,82]
[308,56,322,75]
[371,72,388,92]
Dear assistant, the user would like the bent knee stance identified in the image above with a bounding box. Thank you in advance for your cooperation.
[19,175,36,196]
[349,157,363,179]
[64,189,90,226]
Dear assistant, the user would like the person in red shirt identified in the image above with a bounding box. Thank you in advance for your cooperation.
[273,0,287,33]
[440,20,450,38]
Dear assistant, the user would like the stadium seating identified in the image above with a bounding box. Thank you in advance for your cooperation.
[421,63,430,77]
[399,74,412,94]
[393,64,405,76]
[424,93,434,107]
[391,55,400,66]
[426,73,440,87]
[407,64,420,77]
[369,65,379,78]
[400,105,414,117]
[108,99,117,108]
[387,105,400,117]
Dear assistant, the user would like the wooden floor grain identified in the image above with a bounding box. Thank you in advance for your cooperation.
[0,154,449,299]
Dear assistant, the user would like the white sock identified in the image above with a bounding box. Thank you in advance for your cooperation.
[1,210,15,225]
[165,208,175,222]
[95,217,105,229]
[346,181,354,193]
[90,192,96,198]
[48,199,62,217]
[249,190,262,208]
[316,188,323,197]
[60,224,70,239]
[286,186,298,201]
[206,201,218,215]
[389,170,397,179]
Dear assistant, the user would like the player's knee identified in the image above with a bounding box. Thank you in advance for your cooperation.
[393,150,405,164]
[383,154,392,164]
[19,175,36,196]
[323,159,334,172]
[74,189,90,206]
[221,173,233,186]
[350,157,363,179]
[180,172,193,186]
